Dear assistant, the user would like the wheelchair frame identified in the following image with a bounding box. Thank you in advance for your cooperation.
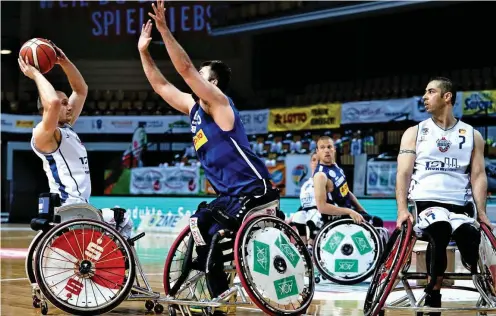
[29,201,316,316]
[364,201,496,316]
[28,204,162,315]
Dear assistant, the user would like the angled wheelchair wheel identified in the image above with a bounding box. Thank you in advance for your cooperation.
[363,220,413,316]
[313,219,383,285]
[34,219,135,316]
[478,223,496,303]
[235,214,315,316]
[163,226,210,302]
[26,231,44,286]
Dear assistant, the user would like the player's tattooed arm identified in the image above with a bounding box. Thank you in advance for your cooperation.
[399,149,416,155]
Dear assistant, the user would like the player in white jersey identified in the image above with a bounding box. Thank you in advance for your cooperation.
[18,44,132,238]
[396,77,489,314]
[288,153,322,247]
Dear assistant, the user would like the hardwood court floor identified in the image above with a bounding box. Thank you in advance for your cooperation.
[0,224,484,315]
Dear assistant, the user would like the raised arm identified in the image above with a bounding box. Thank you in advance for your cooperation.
[138,19,194,115]
[48,44,88,125]
[395,126,417,228]
[148,1,231,118]
[471,130,490,227]
[18,57,61,152]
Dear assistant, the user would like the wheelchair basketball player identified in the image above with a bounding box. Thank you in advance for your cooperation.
[313,136,386,231]
[288,152,322,250]
[19,43,132,237]
[139,2,281,312]
[396,77,490,315]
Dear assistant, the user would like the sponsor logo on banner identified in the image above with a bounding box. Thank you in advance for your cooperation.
[239,109,269,135]
[1,119,12,127]
[366,161,397,196]
[462,90,496,116]
[268,164,286,195]
[341,98,413,124]
[15,120,34,128]
[268,104,341,132]
[111,120,134,129]
[130,166,200,195]
[285,154,311,197]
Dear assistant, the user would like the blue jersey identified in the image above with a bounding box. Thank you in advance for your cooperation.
[315,163,352,208]
[189,99,271,196]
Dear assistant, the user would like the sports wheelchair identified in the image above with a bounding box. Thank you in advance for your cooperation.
[364,201,496,316]
[27,194,162,315]
[161,198,316,316]
[312,216,390,285]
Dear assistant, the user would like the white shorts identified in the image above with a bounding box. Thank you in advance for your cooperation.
[291,208,321,225]
[414,206,475,236]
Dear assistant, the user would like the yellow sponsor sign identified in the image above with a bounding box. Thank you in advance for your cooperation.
[461,90,496,116]
[268,103,341,132]
[193,129,208,151]
[15,120,34,128]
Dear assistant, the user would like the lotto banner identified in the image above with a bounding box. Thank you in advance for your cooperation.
[268,164,286,196]
[268,104,341,132]
[130,166,200,195]
[284,154,312,197]
[460,90,496,117]
[366,161,397,196]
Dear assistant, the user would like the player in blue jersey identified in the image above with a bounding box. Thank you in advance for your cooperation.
[138,0,280,306]
[314,136,386,229]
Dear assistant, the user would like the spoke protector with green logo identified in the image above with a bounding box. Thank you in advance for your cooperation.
[246,227,305,304]
[318,224,376,278]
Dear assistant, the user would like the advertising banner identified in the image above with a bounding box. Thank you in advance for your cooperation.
[284,154,312,197]
[341,98,413,124]
[366,161,397,196]
[268,164,286,196]
[460,90,496,117]
[130,166,200,195]
[239,109,269,135]
[268,104,341,132]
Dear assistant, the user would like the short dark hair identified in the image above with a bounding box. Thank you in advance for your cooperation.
[200,60,231,92]
[430,77,457,106]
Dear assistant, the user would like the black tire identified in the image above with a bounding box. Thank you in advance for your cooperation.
[313,219,383,285]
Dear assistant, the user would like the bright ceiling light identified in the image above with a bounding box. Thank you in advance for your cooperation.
[0,50,12,55]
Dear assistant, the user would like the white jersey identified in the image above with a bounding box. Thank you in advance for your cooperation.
[300,177,317,209]
[408,119,474,206]
[31,124,91,205]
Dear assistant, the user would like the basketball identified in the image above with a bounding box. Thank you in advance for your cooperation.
[19,38,57,74]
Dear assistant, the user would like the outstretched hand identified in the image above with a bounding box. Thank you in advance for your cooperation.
[148,0,168,34]
[138,19,153,52]
[48,40,67,64]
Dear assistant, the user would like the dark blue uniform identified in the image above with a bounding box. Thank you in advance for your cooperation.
[188,98,278,298]
[315,163,383,227]
[315,163,352,209]
[189,98,270,196]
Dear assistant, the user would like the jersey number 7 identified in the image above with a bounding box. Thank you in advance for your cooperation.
[459,136,465,149]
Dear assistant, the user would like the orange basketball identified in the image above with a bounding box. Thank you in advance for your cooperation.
[19,38,58,74]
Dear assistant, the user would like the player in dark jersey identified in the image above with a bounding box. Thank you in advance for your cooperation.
[313,136,385,229]
[138,0,280,307]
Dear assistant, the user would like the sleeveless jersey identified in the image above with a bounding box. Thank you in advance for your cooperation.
[299,177,316,209]
[189,98,271,196]
[408,119,474,205]
[315,163,352,208]
[31,124,91,205]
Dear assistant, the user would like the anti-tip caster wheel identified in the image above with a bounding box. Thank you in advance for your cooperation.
[315,276,321,284]
[40,301,48,315]
[154,303,164,314]
[145,300,155,311]
[32,297,41,308]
